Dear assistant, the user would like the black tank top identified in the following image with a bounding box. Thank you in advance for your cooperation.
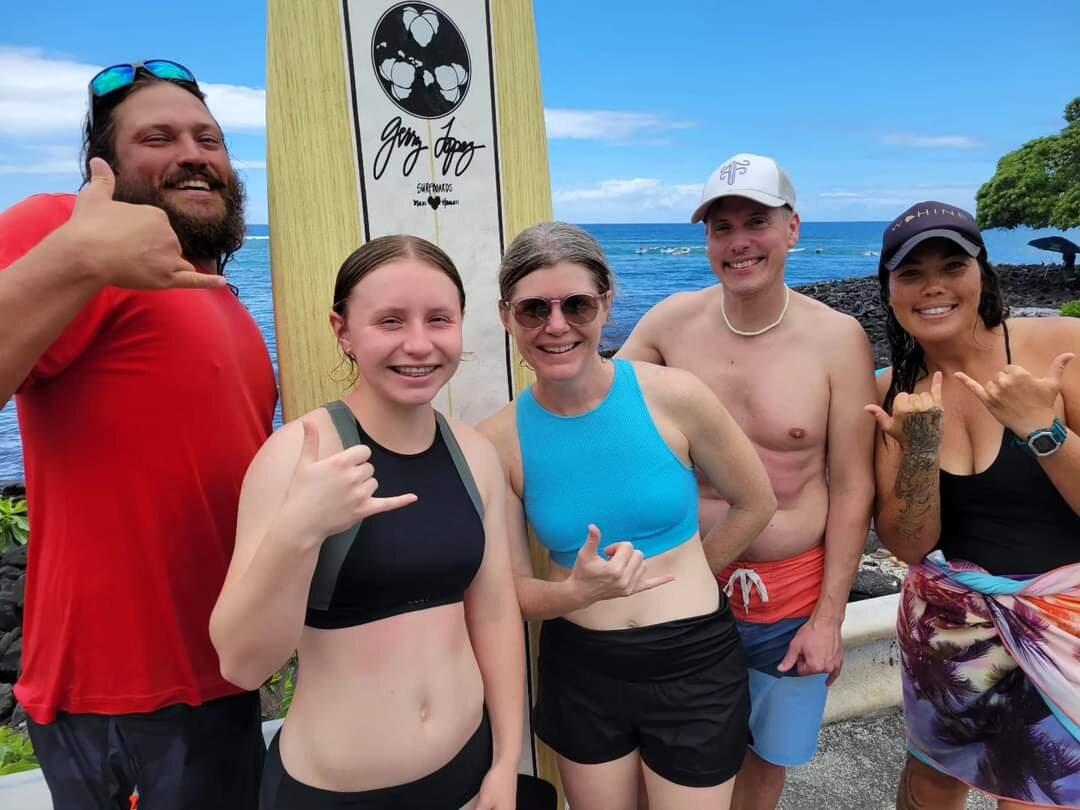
[304,401,485,629]
[937,323,1080,575]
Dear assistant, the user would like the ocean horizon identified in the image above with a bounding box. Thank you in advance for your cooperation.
[2,220,1077,481]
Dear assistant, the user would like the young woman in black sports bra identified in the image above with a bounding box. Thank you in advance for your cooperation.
[210,236,524,810]
[867,202,1080,809]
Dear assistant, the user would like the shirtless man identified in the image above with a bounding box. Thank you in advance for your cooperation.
[618,153,877,810]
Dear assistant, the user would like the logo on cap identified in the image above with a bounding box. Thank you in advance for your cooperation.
[717,159,750,187]
[889,205,975,234]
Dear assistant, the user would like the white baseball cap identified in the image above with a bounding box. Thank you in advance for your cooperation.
[690,153,796,223]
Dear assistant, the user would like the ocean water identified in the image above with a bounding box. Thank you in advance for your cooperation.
[2,221,1077,481]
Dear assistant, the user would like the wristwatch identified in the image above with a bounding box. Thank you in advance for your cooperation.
[1017,418,1069,457]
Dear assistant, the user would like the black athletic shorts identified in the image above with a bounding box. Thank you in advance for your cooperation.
[534,596,750,788]
[26,691,264,810]
[260,709,492,809]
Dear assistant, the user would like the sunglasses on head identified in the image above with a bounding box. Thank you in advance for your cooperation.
[88,60,198,128]
[501,293,604,329]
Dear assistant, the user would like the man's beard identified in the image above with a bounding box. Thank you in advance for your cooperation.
[113,165,247,267]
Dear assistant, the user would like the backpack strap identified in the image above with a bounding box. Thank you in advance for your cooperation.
[435,411,484,521]
[307,401,362,611]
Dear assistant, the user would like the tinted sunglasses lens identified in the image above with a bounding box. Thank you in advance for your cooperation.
[562,294,599,325]
[90,65,136,97]
[513,298,550,328]
[144,60,197,84]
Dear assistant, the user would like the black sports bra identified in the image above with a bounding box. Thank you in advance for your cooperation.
[304,401,485,629]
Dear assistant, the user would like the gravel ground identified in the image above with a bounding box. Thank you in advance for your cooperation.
[779,710,995,810]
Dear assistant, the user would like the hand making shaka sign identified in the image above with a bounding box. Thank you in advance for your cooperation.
[865,370,945,454]
[282,418,418,550]
[954,354,1075,437]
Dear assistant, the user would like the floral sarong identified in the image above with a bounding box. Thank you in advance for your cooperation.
[899,551,1080,807]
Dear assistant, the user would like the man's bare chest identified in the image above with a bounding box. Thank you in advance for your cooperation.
[662,336,831,452]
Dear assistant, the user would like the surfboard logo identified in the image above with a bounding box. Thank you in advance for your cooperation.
[372,3,472,119]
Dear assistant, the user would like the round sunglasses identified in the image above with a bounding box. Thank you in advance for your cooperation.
[501,293,604,329]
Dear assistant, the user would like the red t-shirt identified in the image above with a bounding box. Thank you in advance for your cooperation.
[0,194,278,723]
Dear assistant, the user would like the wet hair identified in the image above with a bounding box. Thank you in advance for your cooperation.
[81,71,206,185]
[498,222,616,301]
[879,239,1008,413]
[333,234,466,316]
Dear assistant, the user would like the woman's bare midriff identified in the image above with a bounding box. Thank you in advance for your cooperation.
[549,536,720,630]
[279,602,485,791]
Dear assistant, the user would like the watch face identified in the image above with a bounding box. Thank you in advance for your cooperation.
[1032,434,1058,453]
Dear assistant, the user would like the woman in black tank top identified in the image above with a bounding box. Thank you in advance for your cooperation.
[867,202,1080,809]
[210,237,525,810]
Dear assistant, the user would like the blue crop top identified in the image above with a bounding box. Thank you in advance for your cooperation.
[305,401,485,629]
[516,359,700,568]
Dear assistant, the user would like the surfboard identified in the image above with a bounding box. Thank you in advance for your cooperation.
[266,0,558,797]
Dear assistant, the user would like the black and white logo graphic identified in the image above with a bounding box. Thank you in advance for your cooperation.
[372,3,471,119]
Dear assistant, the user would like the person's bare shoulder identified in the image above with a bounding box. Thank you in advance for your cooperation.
[649,288,711,321]
[475,403,519,463]
[631,289,711,335]
[238,405,339,501]
[1017,314,1080,351]
[619,289,713,362]
[630,358,713,413]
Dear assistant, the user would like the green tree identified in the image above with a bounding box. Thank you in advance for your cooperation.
[976,97,1080,230]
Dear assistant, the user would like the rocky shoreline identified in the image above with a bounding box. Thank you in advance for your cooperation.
[795,263,1080,367]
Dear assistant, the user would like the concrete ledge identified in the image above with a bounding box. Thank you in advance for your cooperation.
[824,593,902,724]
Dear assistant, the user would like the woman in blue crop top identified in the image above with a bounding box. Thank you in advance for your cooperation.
[867,202,1080,809]
[479,223,776,810]
[210,236,524,810]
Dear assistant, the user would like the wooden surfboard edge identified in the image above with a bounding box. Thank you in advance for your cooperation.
[490,0,563,801]
[267,0,363,422]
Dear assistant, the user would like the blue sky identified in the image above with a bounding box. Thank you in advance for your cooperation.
[2,0,1077,223]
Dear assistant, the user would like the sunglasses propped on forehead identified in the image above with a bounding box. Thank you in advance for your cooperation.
[87,60,199,128]
[500,292,606,329]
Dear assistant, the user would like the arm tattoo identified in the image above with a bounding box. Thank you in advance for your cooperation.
[893,411,942,545]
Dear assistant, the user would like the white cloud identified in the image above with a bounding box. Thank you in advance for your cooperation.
[202,86,265,131]
[233,160,267,170]
[808,183,981,219]
[0,47,265,136]
[552,177,702,222]
[545,109,694,141]
[880,133,982,149]
[2,49,690,144]
[554,178,700,205]
[0,144,79,175]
